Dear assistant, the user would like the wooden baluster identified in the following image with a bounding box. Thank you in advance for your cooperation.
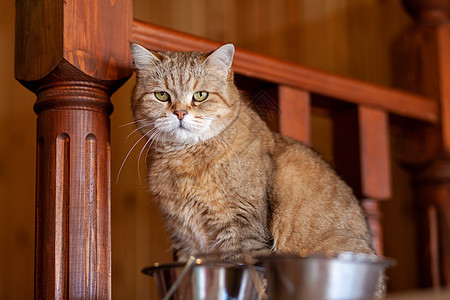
[15,0,132,298]
[358,107,391,256]
[333,106,391,255]
[393,0,450,288]
[278,85,311,145]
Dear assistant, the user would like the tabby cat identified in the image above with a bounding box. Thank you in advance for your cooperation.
[130,42,377,268]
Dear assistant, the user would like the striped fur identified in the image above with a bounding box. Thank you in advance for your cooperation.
[130,44,377,265]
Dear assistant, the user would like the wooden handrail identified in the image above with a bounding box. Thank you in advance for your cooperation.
[132,20,438,124]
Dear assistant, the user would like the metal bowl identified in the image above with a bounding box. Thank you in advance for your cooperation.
[142,260,265,300]
[258,252,395,300]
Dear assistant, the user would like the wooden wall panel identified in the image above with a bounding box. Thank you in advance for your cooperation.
[0,1,36,300]
[134,0,410,86]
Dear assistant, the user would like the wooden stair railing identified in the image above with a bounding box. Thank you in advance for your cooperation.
[14,0,448,298]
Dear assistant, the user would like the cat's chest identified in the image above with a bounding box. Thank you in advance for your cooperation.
[148,152,228,200]
[150,153,216,179]
[149,155,233,229]
[150,144,232,182]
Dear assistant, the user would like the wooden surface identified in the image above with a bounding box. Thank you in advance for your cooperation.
[438,25,450,155]
[15,0,63,83]
[15,0,132,90]
[358,107,391,200]
[413,161,450,288]
[34,82,113,299]
[1,1,36,298]
[278,86,311,145]
[14,0,132,298]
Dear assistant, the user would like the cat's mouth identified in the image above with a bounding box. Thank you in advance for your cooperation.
[176,120,191,131]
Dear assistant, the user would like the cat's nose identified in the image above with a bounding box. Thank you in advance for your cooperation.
[174,110,187,120]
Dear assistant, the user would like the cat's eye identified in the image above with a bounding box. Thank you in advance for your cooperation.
[193,91,209,102]
[154,91,170,102]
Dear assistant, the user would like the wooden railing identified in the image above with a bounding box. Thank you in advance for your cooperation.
[133,20,438,124]
[14,0,450,298]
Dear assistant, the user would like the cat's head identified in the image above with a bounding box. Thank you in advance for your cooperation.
[130,43,240,146]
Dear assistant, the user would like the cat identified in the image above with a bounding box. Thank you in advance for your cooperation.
[129,43,382,290]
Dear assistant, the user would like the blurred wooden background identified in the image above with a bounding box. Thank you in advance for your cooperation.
[2,0,419,299]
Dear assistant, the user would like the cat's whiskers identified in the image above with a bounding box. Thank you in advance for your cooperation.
[143,129,162,176]
[139,127,165,183]
[196,115,215,121]
[137,133,154,184]
[118,117,150,128]
[126,122,155,142]
[116,125,159,185]
[119,120,140,128]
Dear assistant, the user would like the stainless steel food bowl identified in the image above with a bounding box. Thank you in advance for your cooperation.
[142,260,265,300]
[258,252,395,300]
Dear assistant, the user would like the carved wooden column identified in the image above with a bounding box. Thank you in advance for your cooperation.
[15,0,132,298]
[392,0,450,289]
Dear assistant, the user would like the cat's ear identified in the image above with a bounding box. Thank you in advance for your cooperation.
[130,43,161,70]
[205,44,235,76]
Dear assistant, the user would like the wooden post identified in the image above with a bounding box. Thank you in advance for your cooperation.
[392,0,450,288]
[15,0,132,298]
[357,107,391,256]
[278,86,311,145]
